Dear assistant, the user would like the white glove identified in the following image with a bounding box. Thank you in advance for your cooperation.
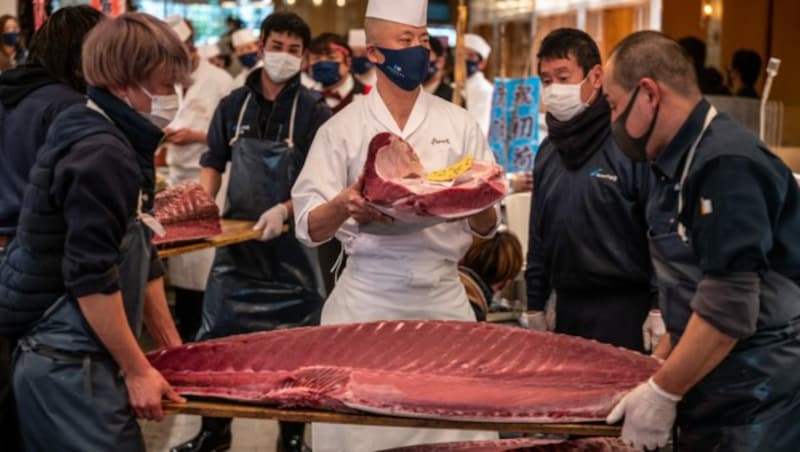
[642,310,666,352]
[519,310,547,331]
[253,203,288,241]
[606,378,680,450]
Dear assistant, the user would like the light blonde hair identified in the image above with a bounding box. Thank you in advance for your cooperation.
[82,13,191,89]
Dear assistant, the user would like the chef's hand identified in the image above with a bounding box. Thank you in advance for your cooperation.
[125,365,185,422]
[340,177,392,225]
[519,310,548,331]
[510,172,533,192]
[606,378,680,450]
[163,127,204,145]
[253,203,288,241]
[642,309,666,353]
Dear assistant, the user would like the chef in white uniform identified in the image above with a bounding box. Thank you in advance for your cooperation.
[232,28,262,87]
[163,17,234,340]
[348,28,377,87]
[198,43,226,69]
[464,33,494,136]
[291,1,500,450]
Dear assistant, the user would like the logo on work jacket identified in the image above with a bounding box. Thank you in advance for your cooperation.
[589,168,618,183]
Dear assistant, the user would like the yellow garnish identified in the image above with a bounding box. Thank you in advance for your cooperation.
[426,155,474,182]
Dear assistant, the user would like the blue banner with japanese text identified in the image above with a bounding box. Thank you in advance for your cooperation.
[488,77,541,174]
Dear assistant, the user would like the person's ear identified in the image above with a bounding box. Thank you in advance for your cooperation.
[590,64,603,89]
[639,77,661,109]
[367,45,384,64]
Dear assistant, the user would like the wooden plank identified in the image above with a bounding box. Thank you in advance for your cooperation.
[157,220,269,259]
[162,401,620,437]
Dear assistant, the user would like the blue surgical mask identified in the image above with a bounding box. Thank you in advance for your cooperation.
[375,46,430,91]
[467,59,480,77]
[312,61,342,87]
[424,60,438,83]
[238,51,259,69]
[3,32,19,47]
[352,56,373,75]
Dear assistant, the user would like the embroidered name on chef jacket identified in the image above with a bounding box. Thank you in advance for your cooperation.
[589,168,619,183]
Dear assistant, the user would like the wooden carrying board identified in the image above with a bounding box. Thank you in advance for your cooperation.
[163,400,620,437]
[156,220,262,259]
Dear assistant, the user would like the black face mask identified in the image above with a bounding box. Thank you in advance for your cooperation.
[611,85,660,162]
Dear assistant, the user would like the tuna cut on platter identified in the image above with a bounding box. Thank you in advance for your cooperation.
[152,182,222,245]
[380,437,633,452]
[361,132,506,223]
[148,321,659,423]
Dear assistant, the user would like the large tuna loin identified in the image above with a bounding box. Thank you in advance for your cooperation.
[382,437,633,452]
[148,321,658,423]
[152,182,222,245]
[362,133,506,221]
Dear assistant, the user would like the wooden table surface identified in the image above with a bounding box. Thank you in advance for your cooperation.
[163,400,620,437]
[156,219,262,259]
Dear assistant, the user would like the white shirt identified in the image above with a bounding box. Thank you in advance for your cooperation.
[291,86,495,264]
[465,71,494,137]
[233,61,263,87]
[355,68,377,88]
[323,74,356,110]
[166,59,234,184]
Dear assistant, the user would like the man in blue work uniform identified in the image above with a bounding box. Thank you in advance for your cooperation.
[524,28,661,353]
[0,7,104,450]
[604,31,800,451]
[172,12,331,452]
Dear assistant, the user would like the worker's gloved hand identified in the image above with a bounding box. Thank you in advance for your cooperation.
[254,203,288,241]
[519,310,548,331]
[606,378,680,450]
[126,365,186,422]
[642,309,666,352]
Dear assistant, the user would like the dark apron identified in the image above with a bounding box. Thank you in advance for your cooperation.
[0,246,21,452]
[12,219,153,452]
[649,107,800,451]
[197,92,323,341]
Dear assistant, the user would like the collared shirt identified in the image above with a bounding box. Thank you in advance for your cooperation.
[464,71,494,136]
[323,73,354,109]
[291,87,495,263]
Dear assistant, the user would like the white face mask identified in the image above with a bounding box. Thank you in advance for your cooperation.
[140,83,184,126]
[263,51,302,84]
[542,77,590,122]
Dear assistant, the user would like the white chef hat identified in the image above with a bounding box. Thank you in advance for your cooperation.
[465,33,491,60]
[348,29,367,47]
[232,28,258,48]
[166,16,192,43]
[198,44,221,59]
[366,0,427,27]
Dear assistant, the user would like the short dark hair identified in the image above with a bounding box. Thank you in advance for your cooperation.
[429,36,445,58]
[732,49,762,87]
[260,11,311,50]
[677,36,706,75]
[536,28,601,77]
[610,30,699,96]
[309,32,350,56]
[27,6,104,93]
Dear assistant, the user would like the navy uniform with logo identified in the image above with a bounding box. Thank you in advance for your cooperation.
[525,93,655,351]
[0,87,167,451]
[189,70,331,450]
[647,99,800,450]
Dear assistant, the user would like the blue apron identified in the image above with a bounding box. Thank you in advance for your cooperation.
[649,108,800,451]
[13,219,153,452]
[197,92,323,341]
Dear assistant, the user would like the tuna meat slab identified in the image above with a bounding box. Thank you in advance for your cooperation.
[152,182,222,245]
[362,133,506,221]
[381,437,632,452]
[149,321,658,423]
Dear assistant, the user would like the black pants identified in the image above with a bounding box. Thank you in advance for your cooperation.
[203,417,306,450]
[0,336,21,452]
[174,288,204,342]
[555,288,651,352]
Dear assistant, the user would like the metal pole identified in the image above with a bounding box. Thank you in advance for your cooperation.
[452,0,468,105]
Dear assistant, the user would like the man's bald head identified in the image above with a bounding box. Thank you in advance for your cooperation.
[608,30,701,98]
[364,17,428,47]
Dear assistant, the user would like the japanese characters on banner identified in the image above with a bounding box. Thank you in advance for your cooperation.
[488,77,541,174]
